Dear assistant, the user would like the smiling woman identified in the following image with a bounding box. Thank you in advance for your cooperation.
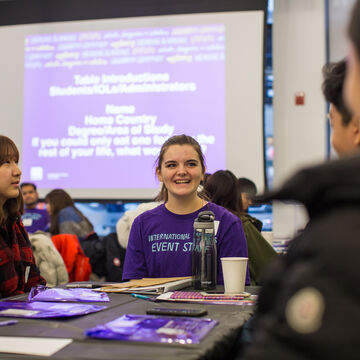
[0,135,45,298]
[122,134,250,284]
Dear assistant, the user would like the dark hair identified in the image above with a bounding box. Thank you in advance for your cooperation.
[238,177,257,198]
[155,134,206,202]
[45,188,93,235]
[349,0,360,57]
[200,172,212,187]
[0,135,23,225]
[322,60,352,126]
[20,182,37,191]
[204,170,243,214]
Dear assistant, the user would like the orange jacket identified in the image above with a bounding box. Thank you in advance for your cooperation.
[51,234,91,282]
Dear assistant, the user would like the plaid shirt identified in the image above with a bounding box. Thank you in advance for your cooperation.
[0,216,45,298]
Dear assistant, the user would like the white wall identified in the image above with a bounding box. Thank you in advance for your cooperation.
[272,0,326,239]
[328,0,356,62]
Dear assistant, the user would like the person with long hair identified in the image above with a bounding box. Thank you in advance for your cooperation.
[45,188,106,277]
[0,135,45,298]
[45,189,93,240]
[122,134,249,284]
[203,170,277,285]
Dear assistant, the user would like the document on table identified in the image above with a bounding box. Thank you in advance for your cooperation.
[97,277,192,294]
[0,337,73,356]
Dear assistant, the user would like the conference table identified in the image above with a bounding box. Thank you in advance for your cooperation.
[0,286,258,360]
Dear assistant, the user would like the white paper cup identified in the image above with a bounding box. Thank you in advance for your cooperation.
[221,257,248,294]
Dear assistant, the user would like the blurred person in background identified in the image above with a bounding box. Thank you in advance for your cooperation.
[45,189,93,241]
[204,170,277,285]
[237,177,257,212]
[45,188,105,277]
[20,182,49,233]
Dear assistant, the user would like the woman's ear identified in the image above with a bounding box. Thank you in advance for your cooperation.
[201,169,206,182]
[353,116,360,147]
[156,168,163,182]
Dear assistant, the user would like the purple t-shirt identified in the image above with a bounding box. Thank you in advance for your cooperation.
[21,208,49,233]
[123,202,250,285]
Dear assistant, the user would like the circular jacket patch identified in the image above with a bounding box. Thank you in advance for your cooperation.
[285,287,325,334]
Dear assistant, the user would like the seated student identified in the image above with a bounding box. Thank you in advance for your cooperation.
[45,189,93,241]
[0,135,45,298]
[237,177,257,212]
[20,182,49,233]
[204,170,277,285]
[45,189,105,277]
[122,134,249,284]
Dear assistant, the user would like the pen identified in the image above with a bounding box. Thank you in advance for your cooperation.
[0,320,18,327]
[66,283,102,289]
[131,293,157,301]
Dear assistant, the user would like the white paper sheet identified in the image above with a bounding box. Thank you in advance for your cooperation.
[0,337,73,356]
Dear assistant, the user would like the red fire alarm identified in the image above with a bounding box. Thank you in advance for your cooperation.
[295,91,305,105]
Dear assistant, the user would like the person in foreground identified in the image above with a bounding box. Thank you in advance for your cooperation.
[239,3,360,358]
[203,170,277,285]
[0,135,45,298]
[20,182,49,233]
[122,134,249,284]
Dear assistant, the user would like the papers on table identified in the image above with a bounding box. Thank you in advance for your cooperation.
[0,301,107,318]
[97,277,192,294]
[85,314,217,344]
[0,337,72,356]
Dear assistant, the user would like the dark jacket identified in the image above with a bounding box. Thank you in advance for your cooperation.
[243,154,360,360]
[239,213,277,285]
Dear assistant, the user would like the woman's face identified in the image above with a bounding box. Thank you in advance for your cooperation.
[157,144,204,202]
[0,158,21,204]
[345,43,360,118]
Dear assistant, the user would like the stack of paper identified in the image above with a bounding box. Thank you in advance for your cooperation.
[157,291,257,305]
[97,277,192,294]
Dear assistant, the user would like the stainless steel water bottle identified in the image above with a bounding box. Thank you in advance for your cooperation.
[192,210,217,290]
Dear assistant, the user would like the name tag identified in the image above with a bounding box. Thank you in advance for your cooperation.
[23,218,33,227]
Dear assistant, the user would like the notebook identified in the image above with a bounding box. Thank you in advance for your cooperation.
[97,277,193,294]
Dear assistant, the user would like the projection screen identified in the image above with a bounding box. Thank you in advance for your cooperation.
[0,0,267,199]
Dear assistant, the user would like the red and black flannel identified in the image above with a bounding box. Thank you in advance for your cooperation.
[0,216,46,298]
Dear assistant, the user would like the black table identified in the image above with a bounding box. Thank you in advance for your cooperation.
[0,287,258,360]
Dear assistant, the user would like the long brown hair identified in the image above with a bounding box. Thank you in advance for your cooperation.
[155,134,206,202]
[45,188,93,235]
[0,135,23,226]
[203,170,244,215]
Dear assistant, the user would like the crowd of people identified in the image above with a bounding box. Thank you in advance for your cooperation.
[1,0,360,357]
